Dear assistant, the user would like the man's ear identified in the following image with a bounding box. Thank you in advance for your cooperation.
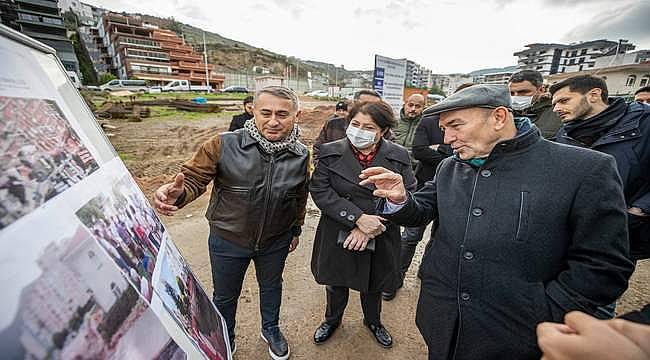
[294,109,302,122]
[588,88,602,103]
[492,107,510,130]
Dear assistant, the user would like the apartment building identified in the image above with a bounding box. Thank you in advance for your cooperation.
[0,0,79,74]
[98,12,224,87]
[514,39,636,76]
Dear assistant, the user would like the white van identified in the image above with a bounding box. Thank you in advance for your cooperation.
[99,79,148,92]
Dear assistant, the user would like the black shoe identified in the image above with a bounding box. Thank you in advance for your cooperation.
[382,291,396,301]
[364,321,393,348]
[261,327,290,360]
[313,321,339,344]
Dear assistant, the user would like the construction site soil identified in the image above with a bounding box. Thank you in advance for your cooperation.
[106,97,649,360]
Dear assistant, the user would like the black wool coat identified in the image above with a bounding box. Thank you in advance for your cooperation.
[383,126,635,360]
[310,138,416,293]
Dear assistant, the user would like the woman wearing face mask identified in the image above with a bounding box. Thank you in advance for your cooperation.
[309,101,417,348]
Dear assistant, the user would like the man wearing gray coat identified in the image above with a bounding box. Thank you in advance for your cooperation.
[359,84,634,359]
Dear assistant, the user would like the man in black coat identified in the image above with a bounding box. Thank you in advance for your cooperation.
[228,95,254,131]
[551,75,650,260]
[359,84,634,360]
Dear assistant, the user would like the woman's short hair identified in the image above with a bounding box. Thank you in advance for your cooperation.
[347,101,397,130]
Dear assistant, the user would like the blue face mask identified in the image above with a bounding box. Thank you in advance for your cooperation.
[346,124,377,149]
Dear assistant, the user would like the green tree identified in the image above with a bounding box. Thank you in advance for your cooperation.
[429,84,446,96]
[98,72,117,84]
[70,32,98,85]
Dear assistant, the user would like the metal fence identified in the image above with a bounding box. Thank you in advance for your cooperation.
[221,71,327,93]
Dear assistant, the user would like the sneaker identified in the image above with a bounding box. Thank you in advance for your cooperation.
[260,327,290,360]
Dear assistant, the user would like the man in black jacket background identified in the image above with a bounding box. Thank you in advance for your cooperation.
[228,95,254,131]
[551,75,650,261]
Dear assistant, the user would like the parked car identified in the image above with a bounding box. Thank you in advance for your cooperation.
[99,79,148,92]
[161,80,212,92]
[66,71,82,89]
[306,89,329,97]
[221,86,250,93]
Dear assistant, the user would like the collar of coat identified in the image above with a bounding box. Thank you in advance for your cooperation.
[317,138,411,191]
[454,117,541,168]
[239,127,307,156]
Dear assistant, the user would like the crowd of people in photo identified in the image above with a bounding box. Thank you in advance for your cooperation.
[154,74,649,360]
[80,183,166,301]
[0,97,98,229]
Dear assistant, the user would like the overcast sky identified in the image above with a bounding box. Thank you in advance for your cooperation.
[83,0,650,74]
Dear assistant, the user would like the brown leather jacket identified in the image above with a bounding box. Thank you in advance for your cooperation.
[175,129,309,250]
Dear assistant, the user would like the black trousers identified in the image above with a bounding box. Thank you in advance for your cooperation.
[399,225,427,282]
[325,285,382,325]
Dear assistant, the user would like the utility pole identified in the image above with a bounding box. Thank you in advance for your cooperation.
[296,59,300,93]
[202,31,210,94]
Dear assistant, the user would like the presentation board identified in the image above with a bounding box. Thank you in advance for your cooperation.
[0,25,231,360]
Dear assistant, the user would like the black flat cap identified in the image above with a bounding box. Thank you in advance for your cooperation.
[424,84,512,115]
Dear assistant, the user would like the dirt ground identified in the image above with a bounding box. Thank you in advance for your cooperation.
[106,98,649,360]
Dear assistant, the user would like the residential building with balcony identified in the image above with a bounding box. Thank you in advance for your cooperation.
[0,0,79,74]
[514,39,636,76]
[98,12,224,88]
[513,43,565,76]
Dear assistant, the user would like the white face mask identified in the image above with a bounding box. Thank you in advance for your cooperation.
[511,96,533,111]
[346,124,377,149]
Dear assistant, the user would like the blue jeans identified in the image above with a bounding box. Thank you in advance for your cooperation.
[208,230,291,342]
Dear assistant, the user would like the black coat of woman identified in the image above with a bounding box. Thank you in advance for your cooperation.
[310,137,416,293]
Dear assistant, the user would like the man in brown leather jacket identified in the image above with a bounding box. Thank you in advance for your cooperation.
[154,86,309,360]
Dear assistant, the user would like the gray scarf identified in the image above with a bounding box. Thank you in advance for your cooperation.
[244,118,301,154]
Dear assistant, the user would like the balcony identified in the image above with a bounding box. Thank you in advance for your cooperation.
[169,51,201,62]
[176,60,213,72]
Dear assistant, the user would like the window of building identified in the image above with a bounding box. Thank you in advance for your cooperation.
[571,50,577,57]
[579,65,583,71]
[42,17,63,25]
[561,67,566,73]
[18,13,40,22]
[563,59,567,65]
[536,65,543,70]
[580,49,587,55]
[639,76,649,87]
[579,57,585,63]
[588,64,594,68]
[569,59,575,65]
[626,75,636,87]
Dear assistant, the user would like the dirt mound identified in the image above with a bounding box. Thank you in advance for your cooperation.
[300,106,333,146]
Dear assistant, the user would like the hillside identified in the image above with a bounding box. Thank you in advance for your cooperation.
[136,14,354,81]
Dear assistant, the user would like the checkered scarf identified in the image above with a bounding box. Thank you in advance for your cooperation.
[244,118,301,154]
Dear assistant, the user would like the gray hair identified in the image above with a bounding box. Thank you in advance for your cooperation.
[255,86,300,111]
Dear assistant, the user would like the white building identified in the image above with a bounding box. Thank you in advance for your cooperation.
[593,50,650,69]
[514,39,636,76]
[546,63,650,97]
[513,43,565,76]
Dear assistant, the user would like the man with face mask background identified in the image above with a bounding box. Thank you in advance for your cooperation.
[509,70,562,139]
[551,75,650,261]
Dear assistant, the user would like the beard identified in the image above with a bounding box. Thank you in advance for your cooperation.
[566,96,593,122]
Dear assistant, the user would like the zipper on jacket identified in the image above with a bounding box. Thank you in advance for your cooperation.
[452,168,481,360]
[254,155,275,251]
